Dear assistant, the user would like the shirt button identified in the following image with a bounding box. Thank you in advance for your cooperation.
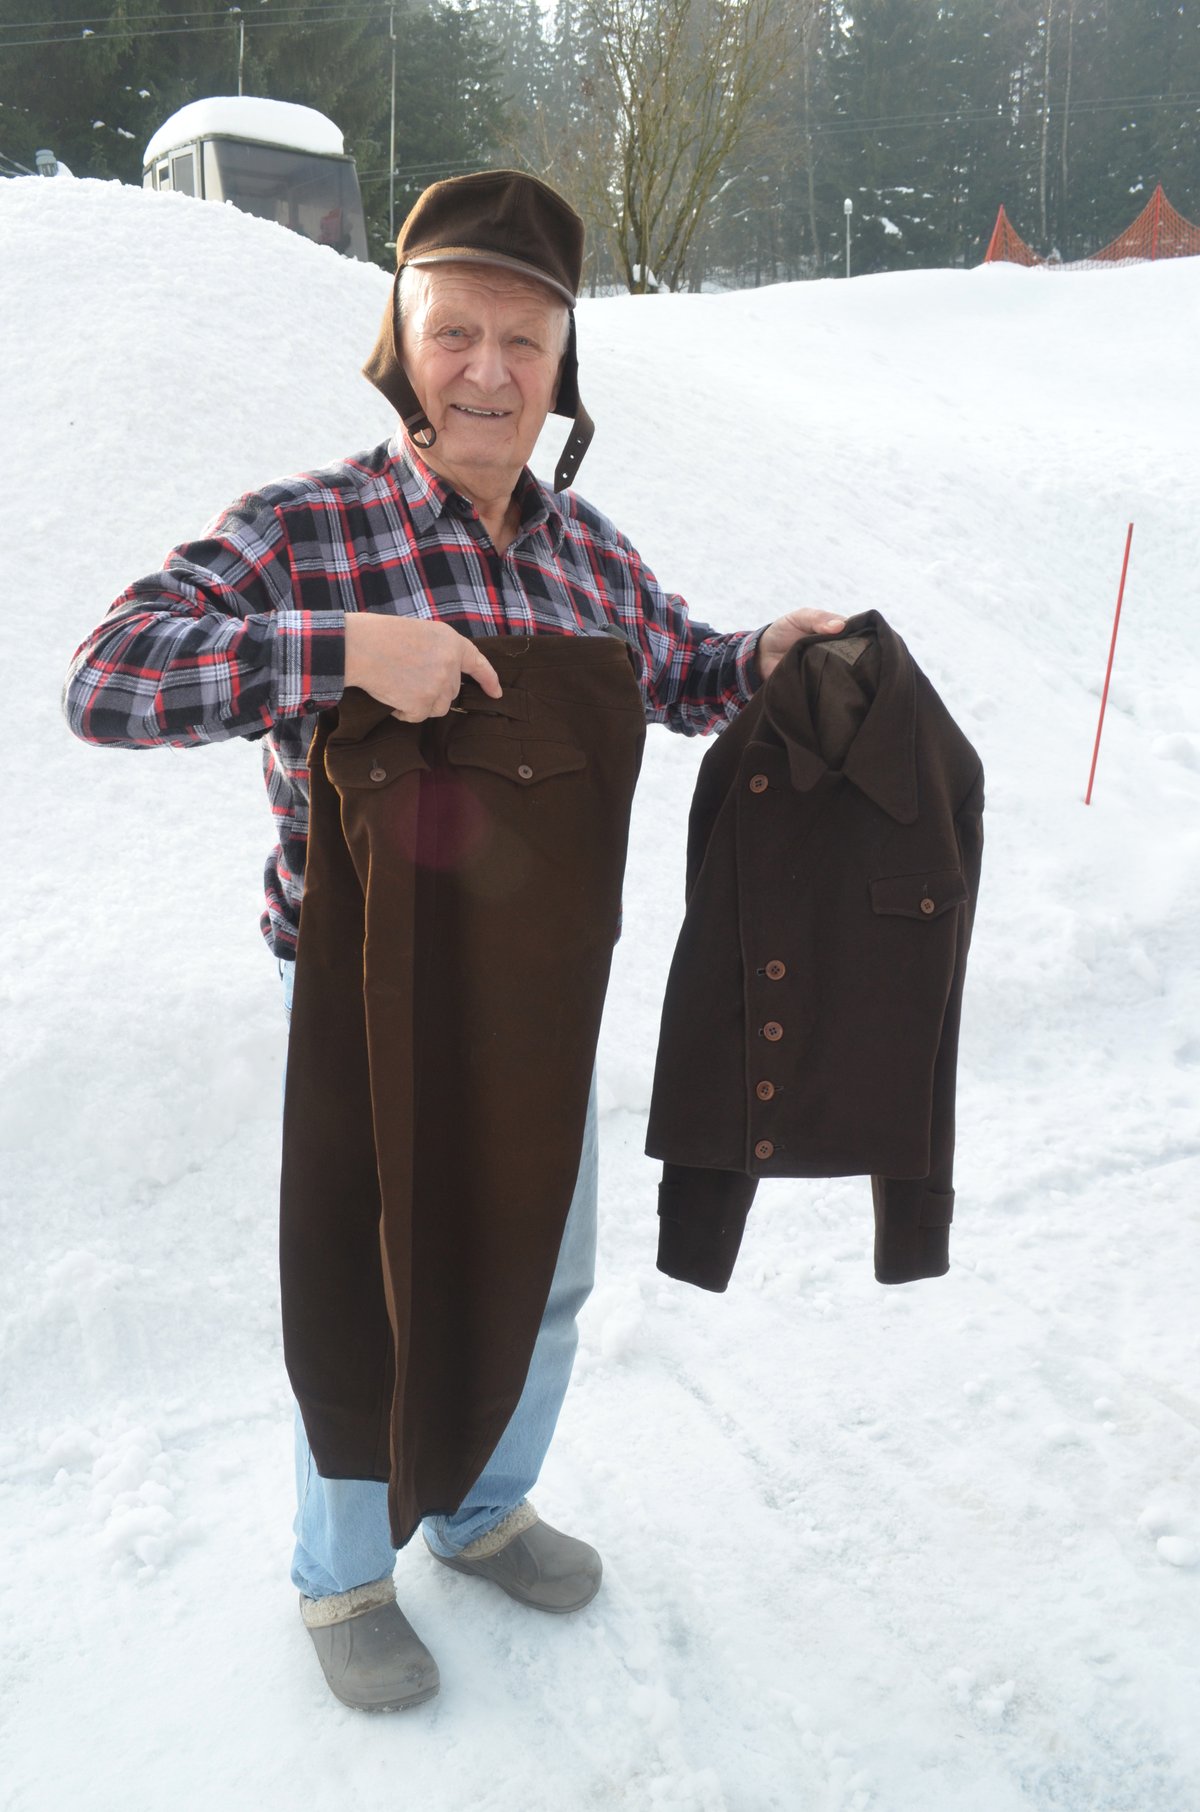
[765,959,786,980]
[755,1080,775,1101]
[369,765,387,782]
[762,1021,783,1042]
[517,763,534,780]
[920,896,936,915]
[754,1139,775,1161]
[749,774,769,794]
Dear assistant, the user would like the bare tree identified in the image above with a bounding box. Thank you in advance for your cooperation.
[575,0,788,292]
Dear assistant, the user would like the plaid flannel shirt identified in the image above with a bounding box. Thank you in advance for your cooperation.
[64,436,763,956]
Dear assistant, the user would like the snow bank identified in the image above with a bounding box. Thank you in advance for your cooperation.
[2,174,1198,1812]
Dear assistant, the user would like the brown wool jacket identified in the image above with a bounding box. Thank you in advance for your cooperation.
[280,634,644,1547]
[645,611,984,1292]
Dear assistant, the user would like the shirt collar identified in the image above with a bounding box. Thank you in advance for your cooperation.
[388,432,565,552]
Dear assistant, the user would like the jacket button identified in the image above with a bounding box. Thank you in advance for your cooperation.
[765,959,786,980]
[748,773,769,793]
[754,1139,775,1160]
[762,1021,783,1042]
[517,763,534,779]
[755,1080,775,1101]
[920,896,936,915]
[369,765,387,782]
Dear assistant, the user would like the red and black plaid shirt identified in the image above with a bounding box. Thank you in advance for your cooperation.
[64,436,763,956]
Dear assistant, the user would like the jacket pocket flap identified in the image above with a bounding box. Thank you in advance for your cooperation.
[870,869,967,920]
[324,732,428,791]
[447,737,586,785]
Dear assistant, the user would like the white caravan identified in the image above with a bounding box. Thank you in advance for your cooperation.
[143,96,369,260]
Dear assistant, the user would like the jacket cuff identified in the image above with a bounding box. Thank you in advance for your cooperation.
[872,1177,954,1284]
[656,1165,758,1293]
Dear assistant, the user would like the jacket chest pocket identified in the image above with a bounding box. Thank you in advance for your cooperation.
[869,869,967,921]
[324,729,428,792]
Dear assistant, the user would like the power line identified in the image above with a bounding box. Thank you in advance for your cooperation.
[0,0,379,28]
[803,92,1200,142]
[0,1,394,50]
[357,154,490,183]
[0,18,381,49]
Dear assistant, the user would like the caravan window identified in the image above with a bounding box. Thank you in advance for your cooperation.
[169,149,197,196]
[203,139,367,258]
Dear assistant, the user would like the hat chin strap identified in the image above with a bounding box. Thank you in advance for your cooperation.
[554,404,593,493]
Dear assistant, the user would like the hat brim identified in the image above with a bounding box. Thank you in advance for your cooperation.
[402,247,576,310]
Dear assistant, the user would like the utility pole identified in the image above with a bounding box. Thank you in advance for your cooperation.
[389,4,397,244]
[1039,0,1054,245]
[844,196,853,278]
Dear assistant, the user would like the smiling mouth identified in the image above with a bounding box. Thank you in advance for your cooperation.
[451,404,511,419]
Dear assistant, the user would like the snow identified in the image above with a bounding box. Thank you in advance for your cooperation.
[2,173,1199,1810]
[143,96,346,166]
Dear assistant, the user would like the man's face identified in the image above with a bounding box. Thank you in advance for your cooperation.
[400,264,567,499]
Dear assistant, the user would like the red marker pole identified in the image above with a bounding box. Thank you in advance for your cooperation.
[1084,523,1134,805]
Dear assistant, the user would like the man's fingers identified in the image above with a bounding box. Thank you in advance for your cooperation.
[796,609,845,633]
[459,641,503,699]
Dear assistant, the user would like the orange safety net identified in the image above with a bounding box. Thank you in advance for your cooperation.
[1089,185,1200,262]
[983,205,1040,265]
[983,185,1200,268]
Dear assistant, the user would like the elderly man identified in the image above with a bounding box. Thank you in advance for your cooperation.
[64,170,843,1712]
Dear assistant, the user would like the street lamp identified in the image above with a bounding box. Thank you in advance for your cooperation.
[844,197,853,279]
[227,7,244,95]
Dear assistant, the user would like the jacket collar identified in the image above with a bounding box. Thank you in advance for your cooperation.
[388,433,565,552]
[762,611,918,824]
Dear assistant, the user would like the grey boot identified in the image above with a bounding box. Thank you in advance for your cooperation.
[427,1502,602,1613]
[300,1576,440,1711]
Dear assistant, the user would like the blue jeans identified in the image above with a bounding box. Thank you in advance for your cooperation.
[279,959,598,1598]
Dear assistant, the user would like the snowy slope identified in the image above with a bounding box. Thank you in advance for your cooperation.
[2,175,1198,1812]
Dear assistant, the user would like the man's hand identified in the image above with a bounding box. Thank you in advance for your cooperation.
[344,615,503,719]
[756,607,847,683]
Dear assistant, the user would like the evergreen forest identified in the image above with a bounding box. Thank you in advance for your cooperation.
[2,0,1197,285]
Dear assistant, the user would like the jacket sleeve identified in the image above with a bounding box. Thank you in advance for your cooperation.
[62,496,346,749]
[656,1165,759,1292]
[872,763,985,1283]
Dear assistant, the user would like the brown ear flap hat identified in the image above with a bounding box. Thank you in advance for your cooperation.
[362,169,594,494]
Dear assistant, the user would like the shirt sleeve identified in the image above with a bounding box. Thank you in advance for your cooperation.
[62,495,346,749]
[607,525,763,736]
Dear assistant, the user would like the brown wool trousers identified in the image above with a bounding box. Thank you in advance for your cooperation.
[280,633,645,1547]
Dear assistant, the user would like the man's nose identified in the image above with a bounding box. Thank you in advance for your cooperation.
[463,334,508,392]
